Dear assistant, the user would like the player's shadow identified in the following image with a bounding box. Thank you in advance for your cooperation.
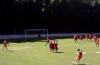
[78,64,88,65]
[54,52,64,53]
[8,50,14,52]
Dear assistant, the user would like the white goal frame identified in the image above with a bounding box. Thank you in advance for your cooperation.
[25,29,48,39]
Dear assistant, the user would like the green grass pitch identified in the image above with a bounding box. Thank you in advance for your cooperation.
[0,38,100,65]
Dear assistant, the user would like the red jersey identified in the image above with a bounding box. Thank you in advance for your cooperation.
[3,40,7,46]
[80,35,82,39]
[78,50,82,57]
[54,42,58,48]
[51,43,54,49]
[85,34,88,38]
[95,37,99,44]
[49,42,53,49]
[93,35,95,39]
[49,42,52,46]
[89,35,91,39]
[94,36,97,41]
[96,38,99,42]
[94,36,97,39]
[74,35,77,39]
[47,38,49,43]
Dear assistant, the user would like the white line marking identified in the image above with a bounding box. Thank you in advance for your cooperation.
[96,51,100,53]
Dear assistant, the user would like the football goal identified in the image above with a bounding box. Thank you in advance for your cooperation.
[25,29,48,39]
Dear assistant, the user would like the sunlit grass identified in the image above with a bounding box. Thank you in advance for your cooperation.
[0,38,100,65]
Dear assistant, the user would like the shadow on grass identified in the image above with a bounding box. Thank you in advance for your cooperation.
[8,50,14,52]
[0,37,72,44]
[77,64,91,65]
[54,52,64,53]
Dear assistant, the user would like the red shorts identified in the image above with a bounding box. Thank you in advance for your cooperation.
[3,44,7,47]
[95,39,97,42]
[47,41,49,43]
[49,46,52,49]
[49,45,54,49]
[74,38,77,40]
[96,41,99,44]
[80,38,82,40]
[76,56,82,60]
[52,46,54,49]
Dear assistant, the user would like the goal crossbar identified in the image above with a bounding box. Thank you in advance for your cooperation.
[25,29,48,31]
[25,29,48,39]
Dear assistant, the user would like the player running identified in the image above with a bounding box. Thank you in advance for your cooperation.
[79,35,84,42]
[45,37,50,46]
[88,34,92,42]
[74,35,78,43]
[3,40,8,51]
[95,37,99,47]
[74,49,83,65]
[85,34,88,42]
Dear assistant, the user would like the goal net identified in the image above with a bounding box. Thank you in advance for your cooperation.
[25,29,48,39]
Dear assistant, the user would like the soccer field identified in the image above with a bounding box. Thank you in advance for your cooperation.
[0,38,100,65]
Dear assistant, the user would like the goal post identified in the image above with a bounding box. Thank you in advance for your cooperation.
[25,29,48,39]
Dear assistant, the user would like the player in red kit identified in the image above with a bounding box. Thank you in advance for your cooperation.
[88,34,92,42]
[74,35,78,43]
[95,37,99,47]
[3,40,8,51]
[79,35,84,42]
[92,34,95,38]
[49,41,53,52]
[51,41,54,52]
[54,40,58,52]
[47,37,49,43]
[74,49,83,64]
[85,34,88,42]
[45,37,50,46]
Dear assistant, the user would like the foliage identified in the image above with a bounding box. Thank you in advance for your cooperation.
[1,0,100,33]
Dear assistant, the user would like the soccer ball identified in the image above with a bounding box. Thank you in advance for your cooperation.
[72,62,74,64]
[72,62,74,63]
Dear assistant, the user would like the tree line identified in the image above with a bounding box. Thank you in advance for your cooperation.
[0,0,100,34]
